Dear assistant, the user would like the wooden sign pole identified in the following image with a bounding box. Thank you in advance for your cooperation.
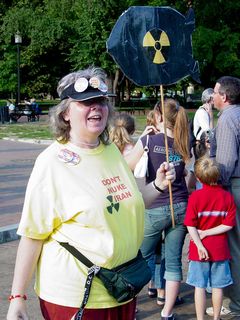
[160,85,175,228]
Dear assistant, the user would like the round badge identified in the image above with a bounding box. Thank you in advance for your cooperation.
[68,154,80,166]
[74,78,89,92]
[58,149,80,165]
[89,77,101,89]
[58,149,73,163]
[98,82,108,92]
[69,153,81,165]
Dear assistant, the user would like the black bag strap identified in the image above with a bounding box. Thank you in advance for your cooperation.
[59,242,93,268]
[195,125,201,138]
[59,241,141,272]
[144,134,149,152]
[73,265,99,320]
[59,242,100,320]
[59,242,140,319]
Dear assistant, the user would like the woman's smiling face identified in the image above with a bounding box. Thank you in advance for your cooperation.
[64,98,109,143]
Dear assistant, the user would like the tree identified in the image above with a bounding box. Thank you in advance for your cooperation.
[193,0,240,86]
[0,0,75,98]
[0,0,239,101]
[68,0,137,103]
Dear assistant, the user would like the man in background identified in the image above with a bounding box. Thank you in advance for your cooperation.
[207,76,240,317]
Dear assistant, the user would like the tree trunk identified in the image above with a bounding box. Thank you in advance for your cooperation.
[125,78,131,101]
[112,69,120,107]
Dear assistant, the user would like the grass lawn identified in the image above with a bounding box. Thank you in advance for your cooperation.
[0,111,198,141]
[0,121,53,140]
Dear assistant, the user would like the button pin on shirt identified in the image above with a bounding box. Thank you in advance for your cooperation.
[58,149,80,165]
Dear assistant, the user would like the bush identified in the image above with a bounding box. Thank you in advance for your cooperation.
[37,100,59,112]
[118,99,155,112]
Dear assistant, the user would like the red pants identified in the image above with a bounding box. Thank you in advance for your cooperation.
[39,298,137,320]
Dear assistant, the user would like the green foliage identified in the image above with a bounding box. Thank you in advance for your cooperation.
[68,0,130,73]
[0,0,75,98]
[193,0,240,86]
[0,0,239,100]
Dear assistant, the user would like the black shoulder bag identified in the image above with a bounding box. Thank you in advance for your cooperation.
[59,242,152,320]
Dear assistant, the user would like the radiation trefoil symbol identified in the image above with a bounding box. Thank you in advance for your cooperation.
[106,195,120,214]
[143,29,170,64]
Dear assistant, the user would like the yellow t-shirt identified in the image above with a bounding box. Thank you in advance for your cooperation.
[17,141,145,308]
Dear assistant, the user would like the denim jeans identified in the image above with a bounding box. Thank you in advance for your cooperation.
[140,202,187,282]
[155,243,166,289]
[187,260,233,288]
[148,242,165,289]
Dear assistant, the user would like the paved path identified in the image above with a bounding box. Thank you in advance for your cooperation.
[0,238,192,320]
[0,139,48,242]
[1,238,234,320]
[0,139,236,319]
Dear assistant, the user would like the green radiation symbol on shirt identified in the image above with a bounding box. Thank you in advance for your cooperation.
[143,29,170,64]
[106,195,120,214]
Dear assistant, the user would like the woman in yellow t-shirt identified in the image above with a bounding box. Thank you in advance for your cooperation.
[7,66,175,320]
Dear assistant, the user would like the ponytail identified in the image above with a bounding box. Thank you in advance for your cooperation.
[109,113,135,154]
[156,99,190,163]
[173,106,190,162]
[109,126,132,153]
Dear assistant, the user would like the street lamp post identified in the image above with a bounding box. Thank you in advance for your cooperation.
[15,31,22,108]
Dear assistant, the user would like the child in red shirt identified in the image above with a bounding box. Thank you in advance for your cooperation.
[184,156,236,320]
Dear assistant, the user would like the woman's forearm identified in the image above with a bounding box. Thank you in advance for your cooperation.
[125,139,144,171]
[11,236,44,295]
[136,162,176,208]
[135,178,161,208]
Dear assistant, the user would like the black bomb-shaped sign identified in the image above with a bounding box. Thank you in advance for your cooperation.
[107,6,200,86]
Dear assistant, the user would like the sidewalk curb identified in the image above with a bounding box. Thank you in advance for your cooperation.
[3,137,53,145]
[0,224,20,244]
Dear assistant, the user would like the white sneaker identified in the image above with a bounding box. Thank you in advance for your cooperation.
[206,306,231,317]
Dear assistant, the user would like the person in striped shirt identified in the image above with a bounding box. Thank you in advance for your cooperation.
[184,156,236,320]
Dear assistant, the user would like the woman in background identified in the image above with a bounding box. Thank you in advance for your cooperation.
[126,99,190,320]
